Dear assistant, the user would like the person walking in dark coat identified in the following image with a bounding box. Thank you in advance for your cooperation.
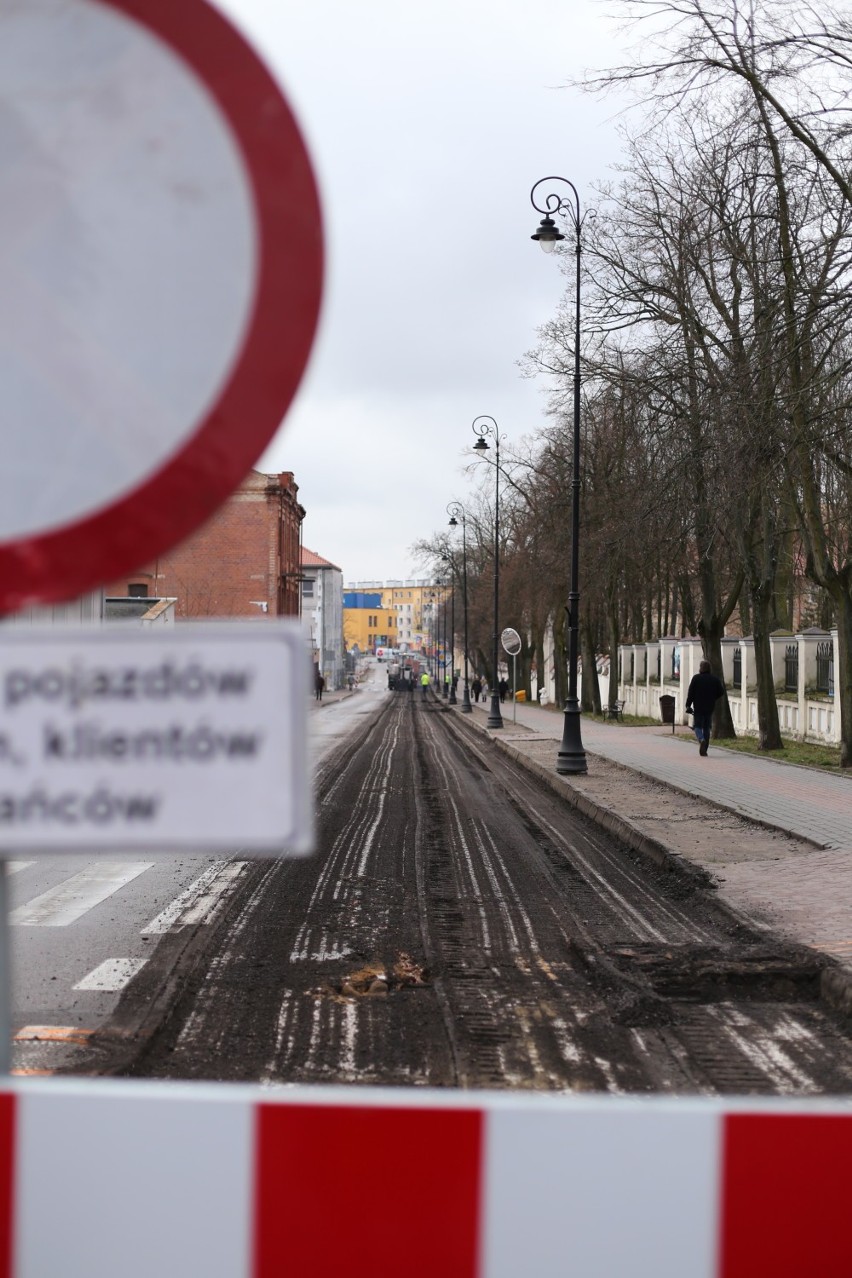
[685,659,725,756]
[471,676,482,702]
[498,677,509,703]
[314,671,325,701]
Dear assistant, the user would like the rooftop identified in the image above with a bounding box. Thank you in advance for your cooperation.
[301,547,341,571]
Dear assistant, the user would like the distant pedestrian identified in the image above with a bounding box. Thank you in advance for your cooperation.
[420,671,430,700]
[314,671,325,702]
[498,677,509,703]
[471,676,482,702]
[348,675,355,691]
[685,659,725,756]
[451,674,459,696]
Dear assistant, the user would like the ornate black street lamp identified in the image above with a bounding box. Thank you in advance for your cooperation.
[441,552,457,704]
[530,175,588,774]
[447,501,472,713]
[440,577,449,698]
[472,415,504,729]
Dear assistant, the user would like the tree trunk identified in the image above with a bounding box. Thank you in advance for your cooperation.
[580,617,601,713]
[552,609,567,707]
[836,592,852,769]
[697,558,743,740]
[520,630,536,700]
[750,586,784,750]
[743,494,784,750]
[607,607,620,707]
[739,585,751,638]
[535,632,546,705]
[752,93,851,765]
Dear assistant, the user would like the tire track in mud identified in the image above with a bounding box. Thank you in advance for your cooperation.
[97,694,852,1094]
[422,708,852,1093]
[113,696,456,1085]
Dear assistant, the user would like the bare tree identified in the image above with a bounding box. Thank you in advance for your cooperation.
[587,0,852,205]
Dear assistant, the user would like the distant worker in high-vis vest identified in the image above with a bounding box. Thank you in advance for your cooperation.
[420,671,430,700]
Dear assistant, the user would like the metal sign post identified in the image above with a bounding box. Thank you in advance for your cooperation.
[501,628,523,727]
[513,655,518,724]
[0,865,9,1075]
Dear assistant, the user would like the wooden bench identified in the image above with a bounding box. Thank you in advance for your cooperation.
[603,699,625,722]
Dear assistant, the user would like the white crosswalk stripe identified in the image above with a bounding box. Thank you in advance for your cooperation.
[141,861,249,934]
[73,957,149,991]
[10,862,153,927]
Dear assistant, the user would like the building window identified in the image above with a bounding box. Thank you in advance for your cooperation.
[128,583,149,598]
[302,579,315,597]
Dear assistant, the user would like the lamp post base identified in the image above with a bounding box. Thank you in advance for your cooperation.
[461,685,472,713]
[556,699,587,774]
[487,692,504,729]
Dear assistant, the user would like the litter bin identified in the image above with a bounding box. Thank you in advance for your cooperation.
[659,694,676,733]
[515,690,526,702]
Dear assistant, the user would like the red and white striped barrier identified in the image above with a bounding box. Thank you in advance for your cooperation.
[0,1080,849,1276]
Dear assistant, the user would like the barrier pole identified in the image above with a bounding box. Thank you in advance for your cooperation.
[0,862,10,1074]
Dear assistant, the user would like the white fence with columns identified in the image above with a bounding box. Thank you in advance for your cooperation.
[617,629,840,744]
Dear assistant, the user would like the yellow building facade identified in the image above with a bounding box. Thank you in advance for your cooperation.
[343,583,450,655]
[342,601,398,654]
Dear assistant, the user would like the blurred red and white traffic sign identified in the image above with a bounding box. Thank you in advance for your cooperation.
[0,0,322,611]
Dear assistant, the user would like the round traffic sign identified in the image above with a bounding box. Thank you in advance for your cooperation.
[501,628,522,656]
[0,0,322,610]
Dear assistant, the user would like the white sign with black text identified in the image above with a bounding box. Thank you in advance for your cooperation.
[0,625,312,856]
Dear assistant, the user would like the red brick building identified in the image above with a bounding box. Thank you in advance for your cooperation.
[106,470,305,618]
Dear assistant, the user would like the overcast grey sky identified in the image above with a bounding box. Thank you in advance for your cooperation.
[216,0,630,582]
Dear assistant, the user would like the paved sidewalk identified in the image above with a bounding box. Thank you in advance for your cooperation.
[481,697,852,852]
[454,695,852,996]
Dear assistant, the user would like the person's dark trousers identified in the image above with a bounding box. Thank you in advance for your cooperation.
[694,712,712,752]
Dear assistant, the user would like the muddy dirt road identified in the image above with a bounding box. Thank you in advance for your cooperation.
[89,694,852,1093]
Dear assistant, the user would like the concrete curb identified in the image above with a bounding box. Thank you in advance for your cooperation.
[820,966,852,1022]
[313,688,360,710]
[498,738,716,891]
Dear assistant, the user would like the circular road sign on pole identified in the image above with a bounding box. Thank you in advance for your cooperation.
[502,627,522,723]
[501,628,522,656]
[0,0,323,611]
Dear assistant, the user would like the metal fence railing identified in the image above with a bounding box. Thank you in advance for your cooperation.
[816,641,834,697]
[784,644,799,693]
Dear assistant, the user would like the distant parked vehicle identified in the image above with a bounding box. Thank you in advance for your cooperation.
[387,660,416,691]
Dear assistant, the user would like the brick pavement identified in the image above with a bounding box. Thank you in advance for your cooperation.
[459,695,852,987]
